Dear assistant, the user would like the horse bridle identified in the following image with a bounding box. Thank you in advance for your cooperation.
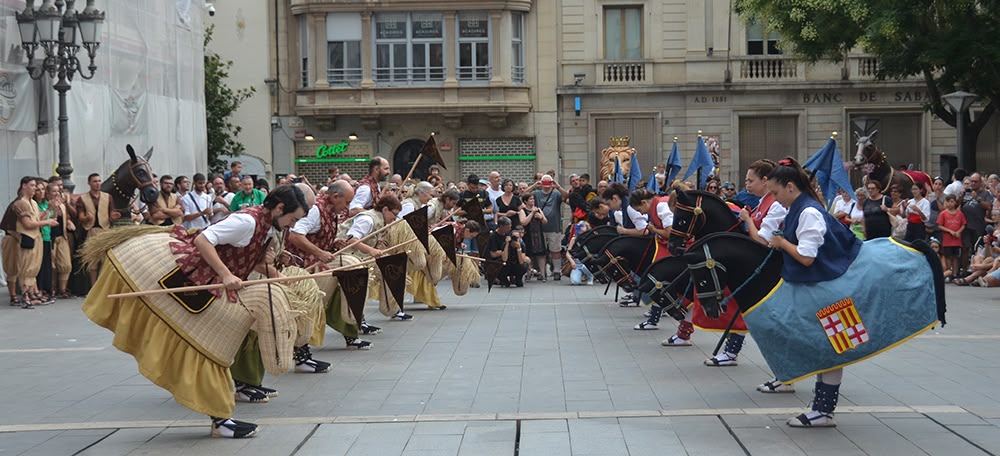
[597,239,655,290]
[110,159,155,211]
[688,244,727,302]
[670,194,744,241]
[645,268,690,315]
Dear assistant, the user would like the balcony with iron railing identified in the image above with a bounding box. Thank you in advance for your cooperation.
[512,65,525,84]
[327,68,363,86]
[373,66,446,85]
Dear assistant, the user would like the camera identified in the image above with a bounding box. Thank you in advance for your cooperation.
[291,177,303,184]
[206,2,216,16]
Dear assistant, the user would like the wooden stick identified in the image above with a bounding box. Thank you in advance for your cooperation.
[456,254,504,265]
[404,153,423,182]
[107,258,378,299]
[338,216,407,253]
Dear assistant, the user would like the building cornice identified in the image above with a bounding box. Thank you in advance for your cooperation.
[289,0,532,14]
[556,80,928,96]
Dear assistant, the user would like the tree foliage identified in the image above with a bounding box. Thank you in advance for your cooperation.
[204,25,256,175]
[735,0,1000,168]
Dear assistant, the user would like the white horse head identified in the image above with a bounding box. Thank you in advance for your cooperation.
[853,130,879,166]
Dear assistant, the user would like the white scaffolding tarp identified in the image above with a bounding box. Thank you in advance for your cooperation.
[0,0,207,204]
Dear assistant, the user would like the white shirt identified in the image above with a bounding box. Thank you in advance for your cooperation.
[346,214,375,239]
[759,200,788,242]
[944,180,965,197]
[906,197,931,221]
[291,204,322,236]
[849,201,865,222]
[201,213,275,247]
[626,205,648,230]
[613,210,623,226]
[486,185,503,221]
[399,201,417,218]
[794,207,827,258]
[654,201,673,228]
[181,190,213,230]
[211,191,233,223]
[832,197,856,217]
[349,185,374,211]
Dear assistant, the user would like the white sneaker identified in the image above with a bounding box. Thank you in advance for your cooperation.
[704,352,738,367]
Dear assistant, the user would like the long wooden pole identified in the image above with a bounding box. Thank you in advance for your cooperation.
[338,215,406,253]
[404,153,423,182]
[107,258,379,299]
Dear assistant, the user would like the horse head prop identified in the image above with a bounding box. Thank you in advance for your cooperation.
[587,235,659,292]
[682,233,783,319]
[568,225,618,282]
[853,130,880,168]
[668,189,746,255]
[635,256,693,321]
[103,144,158,216]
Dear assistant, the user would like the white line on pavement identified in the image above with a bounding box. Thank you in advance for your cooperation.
[0,347,106,353]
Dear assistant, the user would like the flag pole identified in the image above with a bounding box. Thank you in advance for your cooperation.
[404,153,424,182]
[696,131,703,190]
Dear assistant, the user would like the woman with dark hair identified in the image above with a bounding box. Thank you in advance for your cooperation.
[764,157,862,428]
[495,179,522,230]
[519,193,548,281]
[861,179,892,239]
[904,183,930,242]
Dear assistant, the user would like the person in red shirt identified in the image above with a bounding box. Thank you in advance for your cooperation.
[937,194,966,280]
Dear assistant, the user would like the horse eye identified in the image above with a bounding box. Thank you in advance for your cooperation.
[698,280,708,287]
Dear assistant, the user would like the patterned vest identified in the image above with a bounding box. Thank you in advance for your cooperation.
[287,197,341,266]
[358,175,381,209]
[646,196,671,230]
[170,205,273,296]
[80,191,111,230]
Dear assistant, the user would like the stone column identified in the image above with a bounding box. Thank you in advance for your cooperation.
[443,11,458,88]
[361,11,375,88]
[489,11,505,84]
[313,13,329,88]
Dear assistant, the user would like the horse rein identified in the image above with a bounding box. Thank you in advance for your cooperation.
[646,268,690,314]
[599,238,655,290]
[688,244,728,302]
[110,159,156,213]
[670,194,745,241]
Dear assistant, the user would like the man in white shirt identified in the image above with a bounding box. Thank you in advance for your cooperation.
[349,157,391,216]
[943,168,969,197]
[181,173,213,230]
[210,176,232,223]
[485,171,503,227]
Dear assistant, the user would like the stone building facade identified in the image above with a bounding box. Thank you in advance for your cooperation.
[274,0,558,185]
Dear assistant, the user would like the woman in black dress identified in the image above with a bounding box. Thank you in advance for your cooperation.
[862,179,892,239]
[519,193,548,281]
[496,179,522,230]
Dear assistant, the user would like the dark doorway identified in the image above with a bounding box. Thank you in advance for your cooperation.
[393,139,435,180]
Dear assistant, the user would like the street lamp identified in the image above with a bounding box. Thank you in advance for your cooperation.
[16,0,105,192]
[942,89,977,170]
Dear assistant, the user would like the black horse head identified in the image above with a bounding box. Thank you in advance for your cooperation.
[587,235,658,292]
[635,256,692,321]
[682,232,783,319]
[569,225,618,282]
[668,189,746,255]
[103,144,157,214]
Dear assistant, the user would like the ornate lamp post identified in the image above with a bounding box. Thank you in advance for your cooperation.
[942,89,977,171]
[15,0,104,192]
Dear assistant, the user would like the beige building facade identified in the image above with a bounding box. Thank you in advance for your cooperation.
[271,0,558,185]
[232,0,1000,188]
[555,0,1000,187]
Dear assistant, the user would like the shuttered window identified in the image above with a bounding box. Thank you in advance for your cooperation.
[738,116,797,174]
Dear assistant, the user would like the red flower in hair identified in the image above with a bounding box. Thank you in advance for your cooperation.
[778,158,793,166]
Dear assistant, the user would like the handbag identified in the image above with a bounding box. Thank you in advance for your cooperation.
[19,234,34,249]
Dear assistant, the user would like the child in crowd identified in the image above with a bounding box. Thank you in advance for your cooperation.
[937,194,966,281]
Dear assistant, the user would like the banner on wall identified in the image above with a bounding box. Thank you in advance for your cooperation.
[0,69,37,133]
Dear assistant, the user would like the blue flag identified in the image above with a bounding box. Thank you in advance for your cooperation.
[627,153,643,191]
[612,156,624,184]
[804,137,854,207]
[683,136,714,190]
[646,167,660,193]
[666,141,682,186]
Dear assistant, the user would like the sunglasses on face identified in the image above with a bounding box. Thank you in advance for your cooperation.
[708,185,718,190]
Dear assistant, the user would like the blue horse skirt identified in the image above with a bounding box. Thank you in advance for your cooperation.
[742,237,938,384]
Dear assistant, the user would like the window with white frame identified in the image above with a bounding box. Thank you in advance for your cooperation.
[327,13,362,84]
[299,15,309,87]
[374,13,444,84]
[746,20,781,55]
[603,6,642,60]
[511,12,525,84]
[457,11,490,81]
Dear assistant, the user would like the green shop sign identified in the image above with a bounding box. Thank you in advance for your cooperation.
[315,141,350,159]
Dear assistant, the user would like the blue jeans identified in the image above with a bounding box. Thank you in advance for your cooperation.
[570,262,594,285]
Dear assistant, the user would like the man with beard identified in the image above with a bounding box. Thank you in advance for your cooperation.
[568,173,595,222]
[147,175,184,227]
[286,181,374,349]
[349,157,391,216]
